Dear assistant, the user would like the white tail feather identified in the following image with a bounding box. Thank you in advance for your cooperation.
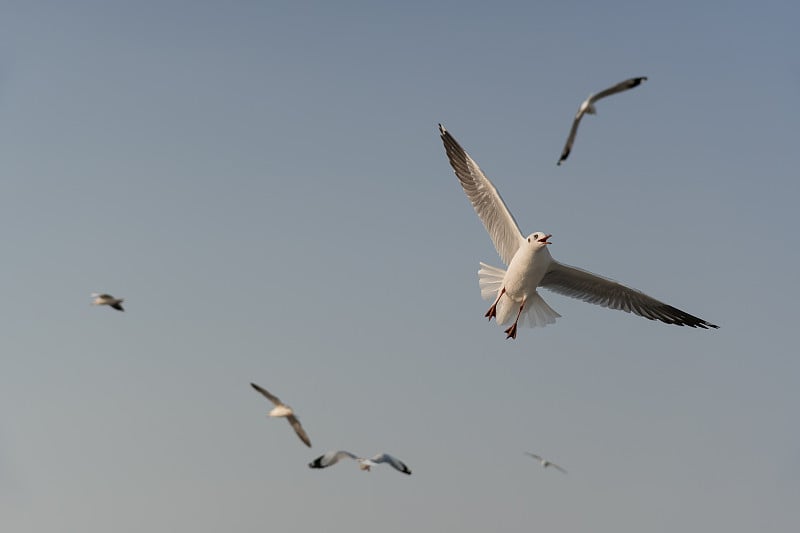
[477,262,561,329]
[478,262,506,301]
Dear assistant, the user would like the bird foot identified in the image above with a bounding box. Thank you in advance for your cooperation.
[504,323,518,339]
[485,304,498,321]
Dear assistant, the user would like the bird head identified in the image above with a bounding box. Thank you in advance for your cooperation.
[526,232,552,248]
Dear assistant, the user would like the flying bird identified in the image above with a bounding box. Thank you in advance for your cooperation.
[250,382,311,447]
[557,76,647,165]
[438,124,718,339]
[91,293,124,311]
[525,452,567,474]
[309,451,412,475]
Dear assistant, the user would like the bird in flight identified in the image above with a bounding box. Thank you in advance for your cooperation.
[525,452,567,474]
[438,124,718,339]
[250,382,311,447]
[308,450,412,475]
[91,293,125,311]
[557,76,648,166]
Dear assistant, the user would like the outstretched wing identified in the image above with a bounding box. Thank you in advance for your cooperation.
[549,462,568,474]
[249,382,282,406]
[439,124,525,266]
[525,452,543,462]
[557,112,585,166]
[541,261,718,329]
[588,76,648,104]
[370,453,412,475]
[308,450,358,469]
[286,414,311,448]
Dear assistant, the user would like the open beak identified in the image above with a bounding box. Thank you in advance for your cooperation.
[538,234,552,244]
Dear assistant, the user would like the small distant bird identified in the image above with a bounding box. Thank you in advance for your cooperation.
[438,124,718,339]
[557,76,648,165]
[250,382,311,447]
[91,293,125,311]
[308,450,412,475]
[525,452,567,474]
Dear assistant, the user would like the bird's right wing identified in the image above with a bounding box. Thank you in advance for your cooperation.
[439,124,525,266]
[249,382,282,406]
[525,452,543,461]
[287,415,312,448]
[550,462,568,474]
[589,76,648,103]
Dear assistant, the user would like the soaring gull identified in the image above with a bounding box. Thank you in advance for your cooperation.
[525,452,567,474]
[557,76,647,165]
[250,382,311,447]
[439,123,718,339]
[309,451,412,475]
[91,293,125,312]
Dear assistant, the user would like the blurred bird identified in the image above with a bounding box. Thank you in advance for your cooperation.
[557,76,648,165]
[91,293,124,312]
[250,382,311,447]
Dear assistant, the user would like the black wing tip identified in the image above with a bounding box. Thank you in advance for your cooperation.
[308,457,324,469]
[438,123,447,136]
[631,76,648,86]
[111,304,125,311]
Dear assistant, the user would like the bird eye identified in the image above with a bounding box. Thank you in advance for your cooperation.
[527,237,531,243]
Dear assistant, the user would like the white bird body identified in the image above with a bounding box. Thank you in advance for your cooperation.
[250,382,311,447]
[439,123,718,339]
[269,405,293,418]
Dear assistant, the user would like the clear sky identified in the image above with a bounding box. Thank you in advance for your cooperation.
[1,1,798,532]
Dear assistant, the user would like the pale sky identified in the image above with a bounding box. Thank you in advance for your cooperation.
[1,1,799,532]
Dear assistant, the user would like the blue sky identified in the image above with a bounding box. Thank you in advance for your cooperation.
[1,1,798,532]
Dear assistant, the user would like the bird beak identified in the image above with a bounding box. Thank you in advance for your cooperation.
[538,234,552,244]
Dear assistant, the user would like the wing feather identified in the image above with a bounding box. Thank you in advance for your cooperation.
[439,124,524,266]
[541,261,718,329]
[589,76,648,104]
[287,415,311,447]
[249,382,282,406]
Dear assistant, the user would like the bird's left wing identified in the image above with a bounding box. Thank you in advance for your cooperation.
[439,124,525,266]
[371,453,412,475]
[250,382,282,406]
[541,261,718,328]
[557,113,584,166]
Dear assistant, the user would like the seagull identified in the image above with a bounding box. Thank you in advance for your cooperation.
[250,382,311,447]
[308,451,412,475]
[438,124,718,339]
[557,76,647,165]
[525,452,567,474]
[91,292,124,311]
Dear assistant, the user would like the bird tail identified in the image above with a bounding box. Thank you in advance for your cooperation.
[478,262,506,301]
[478,263,560,328]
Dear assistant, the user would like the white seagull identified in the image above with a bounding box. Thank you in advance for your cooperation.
[438,124,718,339]
[525,452,567,474]
[308,450,412,475]
[557,76,648,166]
[250,382,311,447]
[91,292,125,311]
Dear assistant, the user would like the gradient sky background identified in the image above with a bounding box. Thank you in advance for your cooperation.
[1,1,799,532]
